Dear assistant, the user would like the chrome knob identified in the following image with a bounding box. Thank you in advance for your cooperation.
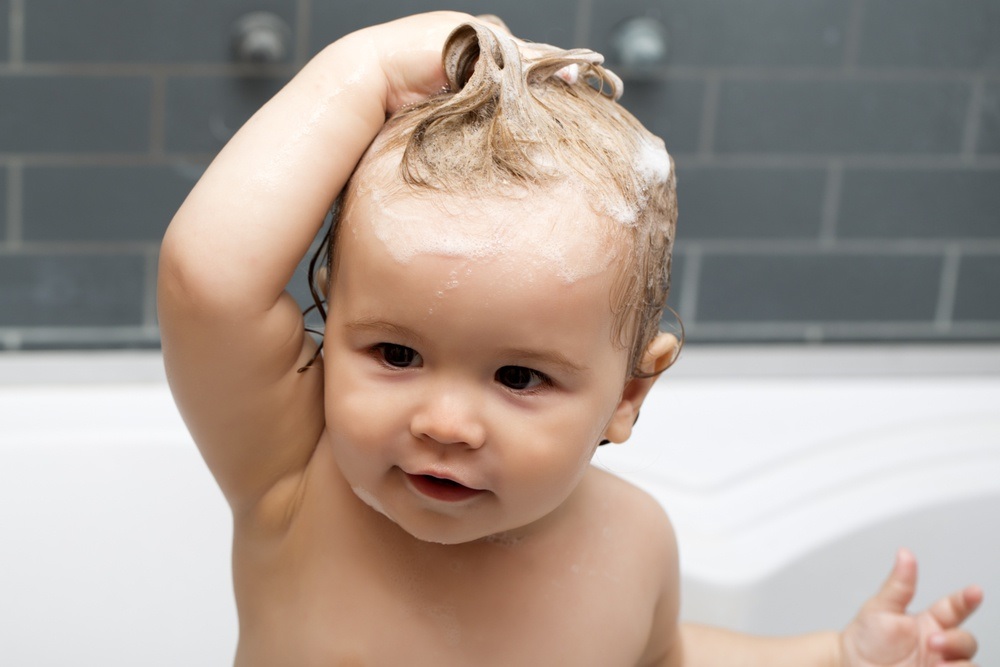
[231,12,291,64]
[611,17,669,70]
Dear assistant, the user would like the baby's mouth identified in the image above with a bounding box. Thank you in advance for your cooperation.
[405,472,484,503]
[425,475,463,488]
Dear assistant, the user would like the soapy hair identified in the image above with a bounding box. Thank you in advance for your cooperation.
[304,19,678,376]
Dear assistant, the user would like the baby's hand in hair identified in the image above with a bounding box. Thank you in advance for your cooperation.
[354,11,475,113]
[840,549,983,666]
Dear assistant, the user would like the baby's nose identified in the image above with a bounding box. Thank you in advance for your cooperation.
[410,385,486,449]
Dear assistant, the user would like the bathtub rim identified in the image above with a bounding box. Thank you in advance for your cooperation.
[2,343,1000,386]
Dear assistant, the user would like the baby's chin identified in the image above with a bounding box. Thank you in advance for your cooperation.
[401,520,514,547]
[351,484,511,545]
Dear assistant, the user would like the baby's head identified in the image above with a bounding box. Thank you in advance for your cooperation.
[311,20,677,377]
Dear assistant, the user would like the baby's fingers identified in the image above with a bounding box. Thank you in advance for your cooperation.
[927,585,984,628]
[929,628,979,661]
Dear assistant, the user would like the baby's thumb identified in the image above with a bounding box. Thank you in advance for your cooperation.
[868,548,918,614]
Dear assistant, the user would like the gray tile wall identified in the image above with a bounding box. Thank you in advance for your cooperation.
[1,0,998,349]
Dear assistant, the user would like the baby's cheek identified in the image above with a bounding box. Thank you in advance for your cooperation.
[519,429,596,486]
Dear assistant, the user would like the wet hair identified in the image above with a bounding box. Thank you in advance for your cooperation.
[303,19,679,376]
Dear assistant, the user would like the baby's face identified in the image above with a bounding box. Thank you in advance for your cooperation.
[321,184,633,544]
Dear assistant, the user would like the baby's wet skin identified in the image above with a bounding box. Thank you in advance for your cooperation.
[321,182,642,547]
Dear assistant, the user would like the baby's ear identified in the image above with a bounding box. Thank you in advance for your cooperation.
[602,333,679,444]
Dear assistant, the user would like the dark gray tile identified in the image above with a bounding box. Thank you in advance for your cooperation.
[0,168,7,238]
[660,251,685,332]
[954,255,1000,320]
[0,77,150,153]
[619,79,705,154]
[839,168,1000,240]
[590,0,848,68]
[0,0,9,61]
[307,4,687,151]
[20,338,162,351]
[23,165,199,243]
[308,0,580,56]
[287,249,321,315]
[25,0,296,63]
[978,82,1000,154]
[677,166,826,239]
[715,80,970,154]
[697,252,942,322]
[0,253,145,326]
[666,252,684,310]
[858,0,1000,69]
[287,210,336,319]
[165,76,287,153]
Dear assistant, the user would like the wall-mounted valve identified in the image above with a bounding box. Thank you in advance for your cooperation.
[611,17,669,73]
[231,12,291,64]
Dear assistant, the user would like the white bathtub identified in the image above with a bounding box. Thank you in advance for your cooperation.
[1,347,997,666]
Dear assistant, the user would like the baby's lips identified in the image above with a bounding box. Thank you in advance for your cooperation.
[409,467,483,491]
[406,471,486,502]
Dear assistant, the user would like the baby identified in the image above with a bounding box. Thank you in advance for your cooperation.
[158,12,982,666]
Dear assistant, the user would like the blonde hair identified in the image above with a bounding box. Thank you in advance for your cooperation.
[308,20,678,376]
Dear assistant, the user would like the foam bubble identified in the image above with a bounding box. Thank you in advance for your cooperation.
[482,531,524,547]
[635,136,672,186]
[589,136,672,226]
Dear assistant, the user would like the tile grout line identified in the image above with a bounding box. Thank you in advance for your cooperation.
[6,159,23,248]
[4,153,994,171]
[696,73,721,157]
[148,73,168,157]
[0,240,170,255]
[0,62,986,83]
[7,153,999,170]
[673,154,1000,169]
[574,0,592,49]
[143,245,160,328]
[684,321,1000,339]
[961,75,985,161]
[0,153,216,167]
[8,0,24,67]
[294,0,312,67]
[818,159,843,245]
[677,244,702,326]
[0,326,161,345]
[934,244,961,331]
[842,0,866,73]
[0,62,296,77]
[670,238,1000,255]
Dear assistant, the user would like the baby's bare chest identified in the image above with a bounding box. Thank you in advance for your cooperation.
[241,571,651,666]
[233,520,655,666]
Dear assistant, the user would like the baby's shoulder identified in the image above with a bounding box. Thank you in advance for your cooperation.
[583,466,679,559]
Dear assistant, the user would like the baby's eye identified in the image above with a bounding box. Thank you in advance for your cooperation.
[495,365,549,392]
[374,343,422,368]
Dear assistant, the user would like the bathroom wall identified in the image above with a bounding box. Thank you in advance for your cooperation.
[1,0,998,349]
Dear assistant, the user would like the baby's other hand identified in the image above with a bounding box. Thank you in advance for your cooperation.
[841,548,983,667]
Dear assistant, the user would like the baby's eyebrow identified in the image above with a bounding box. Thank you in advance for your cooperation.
[502,348,588,374]
[345,318,425,345]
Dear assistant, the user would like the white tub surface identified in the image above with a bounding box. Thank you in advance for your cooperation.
[595,345,999,662]
[1,347,998,665]
[0,353,235,666]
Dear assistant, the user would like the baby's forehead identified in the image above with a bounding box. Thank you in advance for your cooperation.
[344,172,622,285]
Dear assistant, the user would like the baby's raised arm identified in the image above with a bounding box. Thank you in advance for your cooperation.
[158,12,472,512]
